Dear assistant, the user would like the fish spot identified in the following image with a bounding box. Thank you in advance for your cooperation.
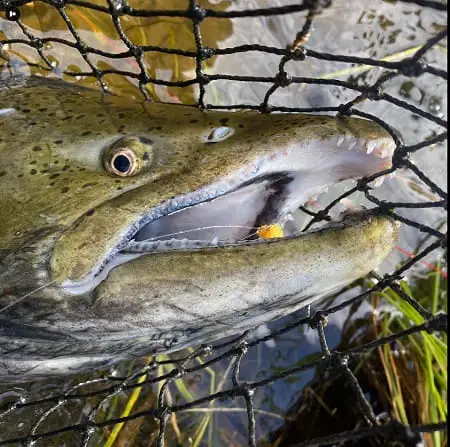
[81,131,92,136]
[219,117,229,124]
[21,108,31,113]
[17,174,24,178]
[29,160,37,165]
[86,209,95,216]
[30,169,37,175]
[118,112,126,119]
[78,167,86,171]
[0,171,6,177]
[32,146,43,152]
[190,119,199,123]
[239,123,245,128]
[62,165,70,171]
[49,173,60,179]
[155,126,162,130]
[38,107,48,112]
[40,169,49,173]
[54,140,64,145]
[61,187,70,193]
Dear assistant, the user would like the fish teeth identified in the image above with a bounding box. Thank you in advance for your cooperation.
[380,146,390,158]
[373,176,385,187]
[366,141,377,154]
[348,140,357,151]
[211,236,219,245]
[337,136,345,146]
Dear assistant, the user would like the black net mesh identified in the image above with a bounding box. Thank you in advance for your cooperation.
[0,0,447,446]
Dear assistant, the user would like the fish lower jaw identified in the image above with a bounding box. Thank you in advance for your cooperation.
[59,134,395,296]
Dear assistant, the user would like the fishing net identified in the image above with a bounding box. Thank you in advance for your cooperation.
[0,0,447,446]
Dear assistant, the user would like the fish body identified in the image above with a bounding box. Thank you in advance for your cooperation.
[0,76,398,380]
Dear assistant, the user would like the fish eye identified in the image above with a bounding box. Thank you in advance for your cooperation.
[103,136,153,177]
[110,150,136,176]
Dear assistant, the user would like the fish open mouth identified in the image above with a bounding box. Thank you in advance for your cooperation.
[61,133,395,295]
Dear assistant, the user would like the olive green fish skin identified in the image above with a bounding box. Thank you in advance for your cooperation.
[0,76,398,379]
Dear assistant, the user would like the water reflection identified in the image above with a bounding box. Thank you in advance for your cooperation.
[1,0,233,102]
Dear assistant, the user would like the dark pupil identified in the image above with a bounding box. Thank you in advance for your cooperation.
[113,154,131,173]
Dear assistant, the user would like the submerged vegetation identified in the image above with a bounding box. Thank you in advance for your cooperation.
[368,266,447,447]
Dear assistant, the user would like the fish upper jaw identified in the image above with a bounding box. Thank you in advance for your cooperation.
[53,131,395,296]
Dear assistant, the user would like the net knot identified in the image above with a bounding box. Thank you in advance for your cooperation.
[197,47,214,61]
[199,344,213,356]
[197,73,210,85]
[309,310,329,329]
[327,352,349,369]
[275,71,292,87]
[260,104,273,113]
[337,104,353,116]
[236,339,249,356]
[31,38,44,50]
[425,312,448,333]
[188,5,207,23]
[304,0,332,12]
[312,209,332,223]
[383,420,422,444]
[156,405,172,422]
[75,42,88,54]
[130,46,143,58]
[399,58,426,77]
[356,178,371,191]
[392,146,409,167]
[376,201,394,215]
[5,7,20,21]
[50,0,65,8]
[290,47,307,61]
[108,0,126,15]
[139,72,150,84]
[172,366,185,378]
[364,86,382,101]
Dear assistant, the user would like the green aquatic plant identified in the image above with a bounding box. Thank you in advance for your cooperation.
[369,263,447,447]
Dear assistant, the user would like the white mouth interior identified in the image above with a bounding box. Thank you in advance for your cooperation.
[133,180,272,244]
[61,134,395,295]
